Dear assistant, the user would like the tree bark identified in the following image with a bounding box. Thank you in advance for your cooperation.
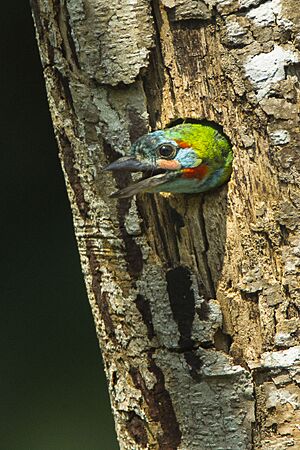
[31,0,300,449]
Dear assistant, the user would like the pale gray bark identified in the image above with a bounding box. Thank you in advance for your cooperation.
[31,0,300,449]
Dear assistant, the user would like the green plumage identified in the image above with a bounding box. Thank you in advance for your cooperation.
[164,123,231,161]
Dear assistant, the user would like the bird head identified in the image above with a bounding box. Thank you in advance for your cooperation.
[104,123,232,198]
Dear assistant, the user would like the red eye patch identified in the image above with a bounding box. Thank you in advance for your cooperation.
[174,140,190,149]
[182,164,209,179]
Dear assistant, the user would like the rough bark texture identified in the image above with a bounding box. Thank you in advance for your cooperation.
[31,0,300,449]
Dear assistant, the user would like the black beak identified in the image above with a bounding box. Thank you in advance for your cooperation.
[103,156,171,199]
[103,156,155,173]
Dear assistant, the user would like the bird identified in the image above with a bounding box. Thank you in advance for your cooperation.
[104,123,233,198]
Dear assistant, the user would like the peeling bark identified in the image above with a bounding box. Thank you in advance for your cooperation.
[31,0,300,449]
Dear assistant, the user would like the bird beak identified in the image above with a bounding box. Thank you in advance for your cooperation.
[110,173,172,198]
[103,156,174,198]
[103,156,155,173]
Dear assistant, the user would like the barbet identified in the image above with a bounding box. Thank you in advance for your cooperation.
[104,123,233,198]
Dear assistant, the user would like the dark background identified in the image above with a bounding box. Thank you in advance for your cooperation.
[1,2,118,449]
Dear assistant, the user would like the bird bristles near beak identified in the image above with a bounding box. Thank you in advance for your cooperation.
[103,156,174,199]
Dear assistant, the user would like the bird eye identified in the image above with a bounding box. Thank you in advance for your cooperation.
[157,144,177,159]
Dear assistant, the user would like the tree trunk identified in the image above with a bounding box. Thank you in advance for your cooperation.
[31,0,300,449]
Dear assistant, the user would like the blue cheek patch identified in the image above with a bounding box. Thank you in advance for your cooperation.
[176,148,200,168]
